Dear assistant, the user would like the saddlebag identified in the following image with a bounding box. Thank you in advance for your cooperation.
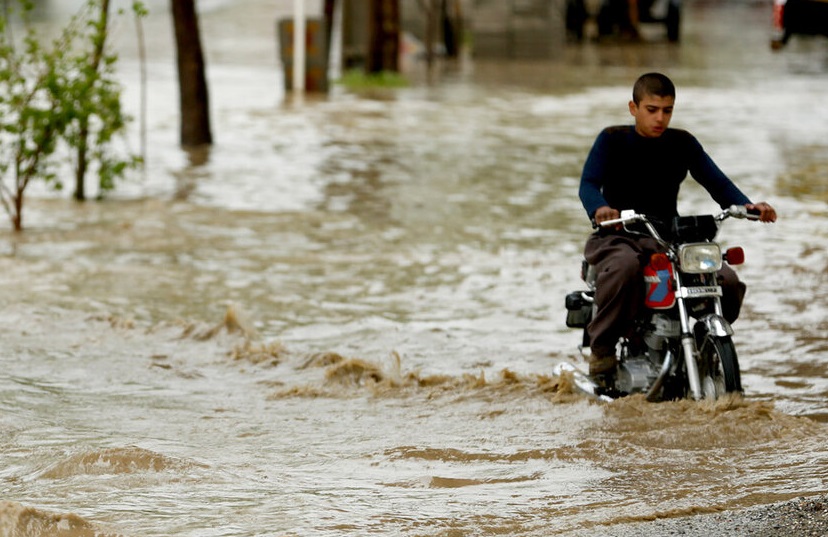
[565,291,593,328]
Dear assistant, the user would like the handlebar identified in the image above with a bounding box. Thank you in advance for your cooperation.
[599,210,665,244]
[599,205,759,229]
[599,210,643,228]
[596,205,759,247]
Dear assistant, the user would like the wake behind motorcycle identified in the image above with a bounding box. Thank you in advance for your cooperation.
[560,205,760,402]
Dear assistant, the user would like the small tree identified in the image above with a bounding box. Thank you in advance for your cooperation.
[59,0,144,201]
[0,0,141,231]
[0,1,67,231]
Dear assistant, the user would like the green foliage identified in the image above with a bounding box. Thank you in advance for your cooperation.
[131,2,149,18]
[0,0,144,231]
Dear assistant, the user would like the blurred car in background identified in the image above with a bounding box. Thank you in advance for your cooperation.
[566,0,682,42]
[771,0,828,49]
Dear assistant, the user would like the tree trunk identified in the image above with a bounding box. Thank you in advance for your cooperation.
[13,171,23,232]
[324,0,336,66]
[171,0,212,147]
[366,0,400,73]
[12,201,22,232]
[442,0,461,58]
[424,0,437,70]
[74,117,89,201]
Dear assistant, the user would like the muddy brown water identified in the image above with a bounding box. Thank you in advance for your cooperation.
[1,1,827,535]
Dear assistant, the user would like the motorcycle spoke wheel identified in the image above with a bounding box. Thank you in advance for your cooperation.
[699,334,743,399]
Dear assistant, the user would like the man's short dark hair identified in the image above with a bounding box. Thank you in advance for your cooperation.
[632,73,676,104]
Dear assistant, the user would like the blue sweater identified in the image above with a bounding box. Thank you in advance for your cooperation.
[579,126,751,222]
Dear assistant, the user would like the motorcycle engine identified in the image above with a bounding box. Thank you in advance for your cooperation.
[617,356,659,394]
[644,313,681,350]
[617,314,681,394]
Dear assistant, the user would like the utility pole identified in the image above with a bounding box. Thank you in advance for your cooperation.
[366,0,400,73]
[293,0,306,93]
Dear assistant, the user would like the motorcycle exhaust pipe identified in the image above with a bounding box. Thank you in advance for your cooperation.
[645,350,675,402]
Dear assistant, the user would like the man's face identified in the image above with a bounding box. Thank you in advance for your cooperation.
[629,94,675,138]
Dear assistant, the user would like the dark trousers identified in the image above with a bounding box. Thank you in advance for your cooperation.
[583,232,746,357]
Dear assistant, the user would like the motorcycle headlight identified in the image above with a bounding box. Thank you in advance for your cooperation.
[678,243,722,273]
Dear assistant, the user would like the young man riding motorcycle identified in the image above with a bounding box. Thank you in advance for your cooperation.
[578,72,777,385]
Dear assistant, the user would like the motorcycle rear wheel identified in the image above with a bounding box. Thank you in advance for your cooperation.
[698,334,743,398]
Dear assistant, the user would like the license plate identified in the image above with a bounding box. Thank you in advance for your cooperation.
[680,286,722,298]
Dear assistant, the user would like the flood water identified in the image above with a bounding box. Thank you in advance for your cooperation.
[1,0,828,535]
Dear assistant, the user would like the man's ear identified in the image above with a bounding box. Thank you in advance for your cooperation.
[628,100,637,117]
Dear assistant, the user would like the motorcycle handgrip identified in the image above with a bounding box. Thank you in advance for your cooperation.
[599,210,642,227]
[725,205,760,220]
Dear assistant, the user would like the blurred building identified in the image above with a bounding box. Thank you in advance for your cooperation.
[471,0,567,58]
[340,0,567,68]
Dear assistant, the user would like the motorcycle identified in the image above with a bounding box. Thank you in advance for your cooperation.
[559,205,760,402]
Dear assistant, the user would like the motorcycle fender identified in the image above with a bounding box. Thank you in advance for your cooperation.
[698,313,733,337]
